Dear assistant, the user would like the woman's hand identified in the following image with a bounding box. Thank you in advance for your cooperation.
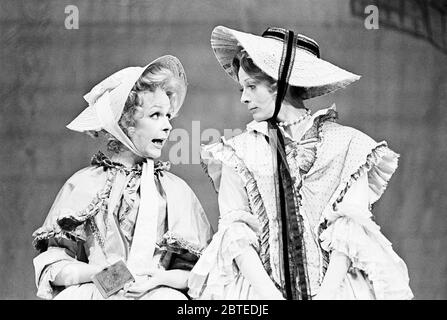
[123,268,166,299]
[53,262,105,286]
[123,277,161,299]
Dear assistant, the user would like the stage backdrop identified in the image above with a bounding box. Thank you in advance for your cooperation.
[1,0,446,299]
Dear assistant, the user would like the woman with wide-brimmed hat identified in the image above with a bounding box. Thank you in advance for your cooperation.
[32,56,212,300]
[188,26,413,300]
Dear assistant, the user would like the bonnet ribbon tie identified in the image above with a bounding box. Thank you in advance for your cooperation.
[95,91,160,277]
[126,160,159,277]
[265,28,310,300]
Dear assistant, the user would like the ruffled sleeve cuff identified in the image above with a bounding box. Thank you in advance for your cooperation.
[157,231,206,271]
[32,223,86,253]
[188,210,260,299]
[319,207,413,300]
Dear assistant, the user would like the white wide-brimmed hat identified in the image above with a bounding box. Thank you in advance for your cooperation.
[211,26,360,99]
[67,55,187,133]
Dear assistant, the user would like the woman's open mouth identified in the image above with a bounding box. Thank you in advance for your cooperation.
[152,138,166,148]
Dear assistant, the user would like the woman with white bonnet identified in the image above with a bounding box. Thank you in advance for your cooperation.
[32,55,212,300]
[188,26,413,300]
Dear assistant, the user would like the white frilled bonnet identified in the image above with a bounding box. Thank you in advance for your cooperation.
[67,55,187,156]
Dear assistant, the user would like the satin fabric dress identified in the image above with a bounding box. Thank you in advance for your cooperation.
[32,152,212,300]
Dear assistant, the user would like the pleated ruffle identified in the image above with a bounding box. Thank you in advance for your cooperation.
[320,206,413,299]
[188,210,260,299]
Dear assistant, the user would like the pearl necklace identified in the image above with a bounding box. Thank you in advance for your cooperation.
[277,109,311,127]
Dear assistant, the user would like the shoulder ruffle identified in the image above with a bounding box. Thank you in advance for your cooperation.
[201,137,266,220]
[313,123,399,212]
[333,143,399,209]
[32,164,114,252]
[56,170,115,231]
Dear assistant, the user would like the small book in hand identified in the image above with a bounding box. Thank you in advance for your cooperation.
[92,260,135,299]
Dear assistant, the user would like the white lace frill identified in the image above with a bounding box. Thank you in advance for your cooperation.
[188,141,264,299]
[188,210,260,299]
[319,145,413,300]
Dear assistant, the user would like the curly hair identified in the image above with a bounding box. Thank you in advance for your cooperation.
[90,63,183,153]
[232,50,306,107]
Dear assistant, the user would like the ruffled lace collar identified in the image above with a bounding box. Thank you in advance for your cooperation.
[91,151,171,175]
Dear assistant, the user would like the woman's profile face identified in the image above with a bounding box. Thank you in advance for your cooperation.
[128,87,173,159]
[238,68,276,122]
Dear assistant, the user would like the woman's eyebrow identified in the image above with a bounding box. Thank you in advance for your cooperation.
[243,78,257,84]
[147,104,171,113]
[239,79,252,86]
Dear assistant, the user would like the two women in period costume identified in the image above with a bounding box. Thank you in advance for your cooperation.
[32,26,413,301]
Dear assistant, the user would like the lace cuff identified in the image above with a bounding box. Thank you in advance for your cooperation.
[319,213,413,300]
[157,231,205,271]
[188,212,259,299]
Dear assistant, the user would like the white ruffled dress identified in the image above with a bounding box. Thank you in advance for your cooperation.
[188,106,413,300]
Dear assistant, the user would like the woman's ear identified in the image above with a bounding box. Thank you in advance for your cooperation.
[127,127,135,137]
[133,106,145,120]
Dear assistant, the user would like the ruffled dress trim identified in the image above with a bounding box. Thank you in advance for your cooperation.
[287,110,337,288]
[32,168,116,252]
[201,140,270,269]
[190,109,341,299]
[157,231,205,257]
[32,151,171,252]
[32,225,86,253]
[188,213,260,299]
[332,143,399,210]
[157,231,207,271]
[188,142,266,299]
[91,150,171,175]
[319,144,413,299]
[319,208,413,299]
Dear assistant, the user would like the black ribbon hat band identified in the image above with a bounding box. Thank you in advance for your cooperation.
[265,26,311,300]
[262,27,320,58]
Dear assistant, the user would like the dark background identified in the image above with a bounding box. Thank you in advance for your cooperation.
[1,0,446,299]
